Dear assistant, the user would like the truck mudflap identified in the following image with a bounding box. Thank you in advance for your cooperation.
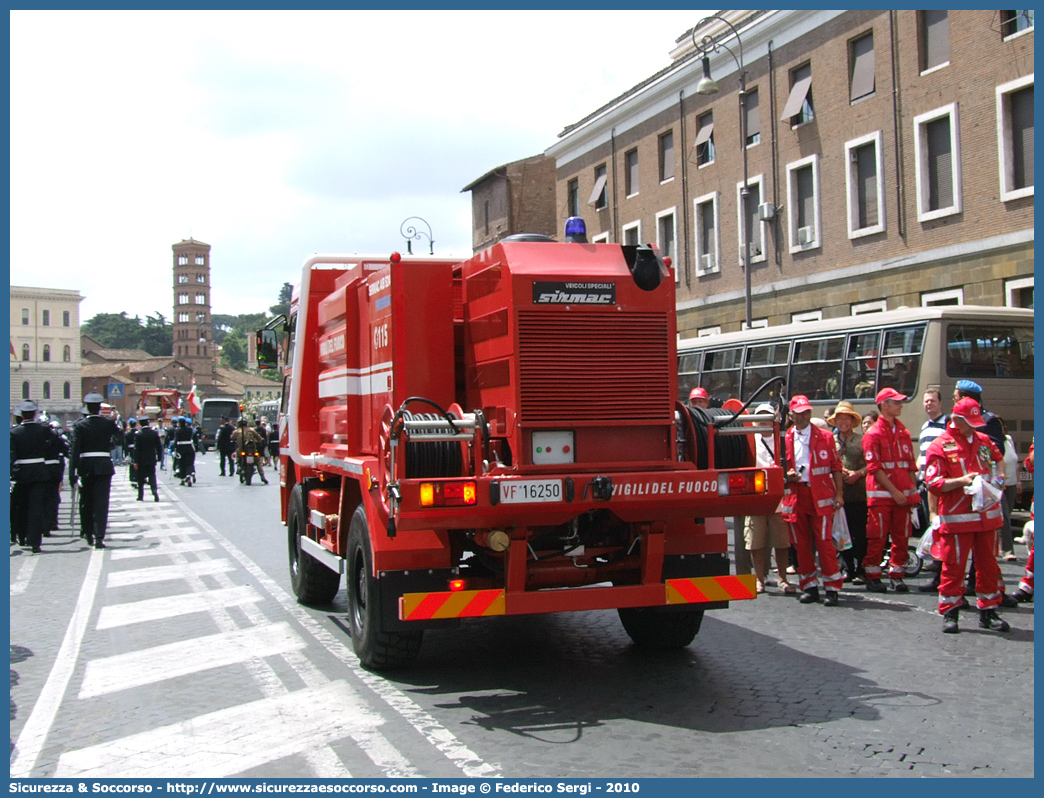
[399,573,756,621]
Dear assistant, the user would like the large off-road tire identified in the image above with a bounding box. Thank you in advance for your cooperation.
[346,505,422,670]
[288,484,341,605]
[618,606,704,650]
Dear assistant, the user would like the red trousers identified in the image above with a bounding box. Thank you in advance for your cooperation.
[786,483,842,592]
[1018,549,1034,596]
[865,503,911,580]
[937,529,1003,614]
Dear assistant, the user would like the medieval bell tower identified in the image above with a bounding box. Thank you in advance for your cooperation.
[172,238,216,385]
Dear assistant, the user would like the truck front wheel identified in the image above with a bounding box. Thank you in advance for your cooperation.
[288,484,340,605]
[618,606,704,650]
[346,505,422,670]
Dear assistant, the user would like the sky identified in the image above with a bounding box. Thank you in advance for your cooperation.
[10,8,706,323]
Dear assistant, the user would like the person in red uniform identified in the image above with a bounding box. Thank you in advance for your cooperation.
[862,387,919,593]
[688,386,710,409]
[1013,443,1033,603]
[925,397,1009,634]
[782,395,845,606]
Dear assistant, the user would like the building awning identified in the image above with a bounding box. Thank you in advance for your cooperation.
[694,121,714,146]
[780,74,812,120]
[587,173,608,205]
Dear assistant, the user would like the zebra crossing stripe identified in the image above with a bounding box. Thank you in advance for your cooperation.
[106,558,234,588]
[109,540,216,560]
[78,622,305,699]
[54,680,384,778]
[96,585,262,629]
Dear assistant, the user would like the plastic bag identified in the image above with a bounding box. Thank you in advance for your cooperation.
[916,526,934,560]
[832,508,852,551]
[965,474,1003,511]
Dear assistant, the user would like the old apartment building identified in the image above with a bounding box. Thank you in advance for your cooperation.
[546,10,1034,335]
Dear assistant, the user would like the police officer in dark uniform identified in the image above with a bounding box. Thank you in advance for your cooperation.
[11,400,60,552]
[70,392,118,549]
[216,416,236,477]
[45,419,69,534]
[174,416,196,485]
[134,415,164,502]
[125,417,139,487]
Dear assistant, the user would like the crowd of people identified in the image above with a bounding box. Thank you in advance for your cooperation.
[710,377,1034,635]
[12,396,281,556]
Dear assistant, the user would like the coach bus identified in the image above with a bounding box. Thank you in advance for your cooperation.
[677,305,1034,501]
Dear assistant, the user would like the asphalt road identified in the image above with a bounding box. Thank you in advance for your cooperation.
[9,453,1035,778]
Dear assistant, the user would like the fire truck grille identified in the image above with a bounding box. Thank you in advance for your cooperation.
[517,311,672,422]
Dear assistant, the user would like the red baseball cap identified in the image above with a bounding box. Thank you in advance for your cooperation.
[952,397,986,428]
[689,387,709,401]
[875,387,906,404]
[789,395,813,413]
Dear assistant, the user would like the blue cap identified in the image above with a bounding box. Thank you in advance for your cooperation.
[84,392,104,403]
[955,379,983,393]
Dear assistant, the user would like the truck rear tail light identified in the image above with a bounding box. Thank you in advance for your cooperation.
[448,579,466,592]
[717,470,768,496]
[419,481,478,507]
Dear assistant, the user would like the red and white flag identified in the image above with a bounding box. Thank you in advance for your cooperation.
[10,340,16,359]
[186,380,202,415]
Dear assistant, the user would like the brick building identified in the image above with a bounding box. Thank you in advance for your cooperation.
[546,10,1034,335]
[462,155,558,253]
[172,238,217,384]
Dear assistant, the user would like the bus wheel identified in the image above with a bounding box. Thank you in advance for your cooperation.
[287,484,340,605]
[618,606,704,649]
[346,505,422,670]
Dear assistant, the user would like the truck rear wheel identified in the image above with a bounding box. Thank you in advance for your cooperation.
[346,505,422,670]
[288,484,341,605]
[618,606,704,650]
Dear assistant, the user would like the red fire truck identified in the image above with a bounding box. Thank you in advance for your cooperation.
[258,225,784,670]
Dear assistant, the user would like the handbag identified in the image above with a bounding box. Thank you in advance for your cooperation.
[832,508,852,551]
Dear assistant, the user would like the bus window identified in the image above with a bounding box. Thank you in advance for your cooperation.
[743,342,790,401]
[702,348,742,403]
[877,325,925,396]
[844,332,880,399]
[946,324,1035,379]
[791,337,843,401]
[678,351,703,401]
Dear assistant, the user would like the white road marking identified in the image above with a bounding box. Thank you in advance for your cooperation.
[109,540,216,560]
[78,622,306,699]
[10,549,105,777]
[105,558,234,587]
[10,555,40,597]
[96,585,262,629]
[54,680,381,778]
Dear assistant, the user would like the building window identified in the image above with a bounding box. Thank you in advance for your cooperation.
[622,220,641,246]
[63,345,70,362]
[659,130,674,182]
[178,312,190,323]
[178,274,189,284]
[655,208,676,280]
[195,256,205,265]
[694,191,720,276]
[845,131,886,238]
[21,344,29,361]
[41,309,50,326]
[21,308,29,325]
[195,293,206,305]
[787,155,821,252]
[922,288,964,306]
[695,112,715,166]
[1005,276,1034,308]
[782,63,814,126]
[63,310,70,326]
[742,319,769,331]
[914,103,962,221]
[625,149,638,196]
[196,274,205,283]
[736,174,767,264]
[42,345,50,362]
[852,300,888,315]
[996,75,1034,202]
[1000,10,1034,38]
[792,310,823,323]
[178,293,189,305]
[22,382,29,400]
[588,164,608,210]
[697,326,721,337]
[196,313,206,323]
[63,382,71,400]
[744,87,760,146]
[43,382,50,400]
[919,10,949,73]
[567,178,580,217]
[849,32,875,102]
[591,232,610,244]
[178,255,188,265]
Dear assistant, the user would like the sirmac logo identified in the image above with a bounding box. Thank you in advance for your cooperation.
[533,281,616,305]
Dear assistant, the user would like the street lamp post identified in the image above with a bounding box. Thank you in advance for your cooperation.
[400,217,434,255]
[693,15,752,329]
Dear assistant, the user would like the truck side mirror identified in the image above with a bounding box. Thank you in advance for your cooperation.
[256,330,279,370]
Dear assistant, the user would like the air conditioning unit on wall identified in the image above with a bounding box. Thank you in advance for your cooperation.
[700,253,714,271]
[797,226,815,245]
